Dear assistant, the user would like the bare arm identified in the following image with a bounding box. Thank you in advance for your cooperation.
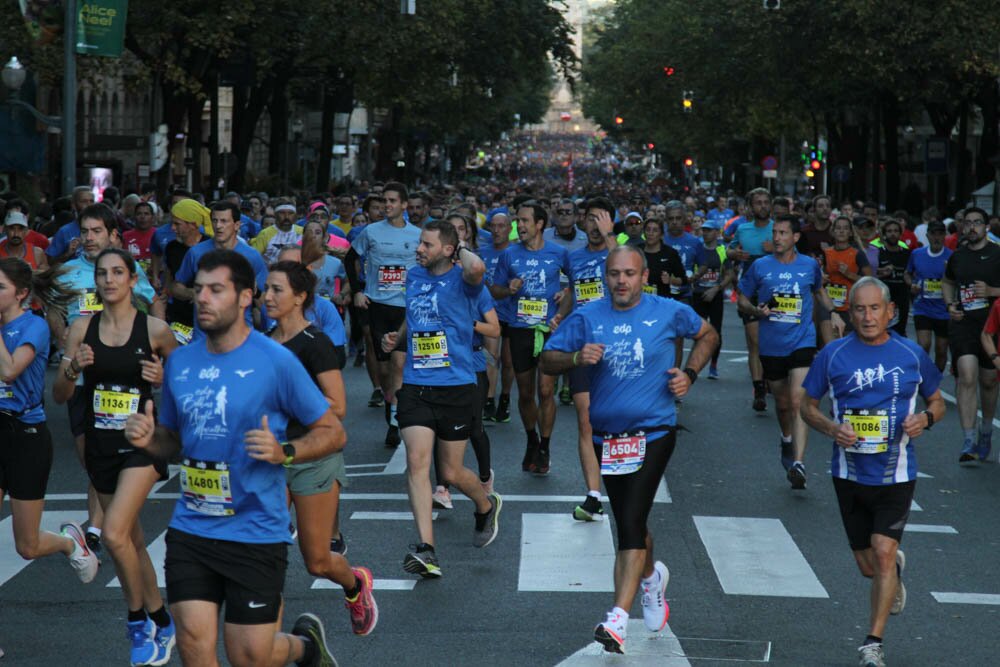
[475,308,501,339]
[317,369,347,420]
[457,245,485,285]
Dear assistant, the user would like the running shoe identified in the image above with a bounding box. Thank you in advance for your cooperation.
[522,442,538,472]
[403,544,442,578]
[494,397,511,423]
[858,642,886,667]
[86,530,103,565]
[291,613,338,667]
[479,469,495,495]
[708,366,719,380]
[482,397,497,422]
[573,495,604,522]
[330,533,348,556]
[959,438,979,464]
[368,388,384,408]
[384,424,400,448]
[976,430,993,463]
[752,392,767,412]
[641,561,670,632]
[780,440,794,472]
[432,485,453,510]
[787,461,807,490]
[61,521,98,583]
[126,618,157,667]
[345,566,378,636]
[890,549,906,615]
[530,448,550,475]
[558,385,572,405]
[353,351,365,368]
[473,492,502,548]
[149,616,176,666]
[593,609,627,654]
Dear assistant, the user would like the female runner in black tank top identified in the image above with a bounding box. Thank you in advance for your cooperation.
[53,248,179,664]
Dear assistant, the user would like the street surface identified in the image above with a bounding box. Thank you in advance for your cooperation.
[1,303,997,666]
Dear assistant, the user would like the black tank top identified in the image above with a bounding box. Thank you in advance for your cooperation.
[83,311,154,443]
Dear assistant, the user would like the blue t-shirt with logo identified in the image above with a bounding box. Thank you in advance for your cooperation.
[46,221,81,259]
[545,295,703,439]
[350,220,422,308]
[906,246,952,320]
[175,239,268,335]
[0,311,49,424]
[730,220,774,272]
[58,256,156,325]
[262,296,346,347]
[567,246,609,307]
[492,241,570,329]
[403,264,483,387]
[802,332,941,485]
[478,243,514,324]
[151,224,176,257]
[665,232,702,299]
[738,253,823,356]
[160,331,329,543]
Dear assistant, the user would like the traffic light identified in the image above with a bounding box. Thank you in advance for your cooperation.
[646,143,655,150]
[614,115,624,126]
[663,66,675,77]
[810,159,822,171]
[682,91,693,112]
[683,157,694,167]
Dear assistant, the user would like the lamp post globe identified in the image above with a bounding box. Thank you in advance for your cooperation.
[2,57,26,92]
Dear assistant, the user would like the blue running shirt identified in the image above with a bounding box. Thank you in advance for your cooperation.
[350,221,422,308]
[492,242,570,329]
[59,256,156,325]
[802,332,941,485]
[403,264,484,386]
[160,331,329,543]
[175,239,268,337]
[906,246,952,320]
[664,232,702,299]
[567,246,609,307]
[0,311,49,423]
[470,288,497,373]
[545,295,703,439]
[738,253,823,356]
[478,243,514,324]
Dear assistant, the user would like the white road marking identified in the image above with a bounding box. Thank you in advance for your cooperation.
[108,530,166,588]
[903,524,957,534]
[312,578,417,591]
[518,513,615,592]
[910,499,922,512]
[350,511,437,521]
[694,516,829,598]
[0,510,88,586]
[931,592,1000,605]
[728,356,749,363]
[557,619,691,666]
[654,477,672,504]
[347,446,408,477]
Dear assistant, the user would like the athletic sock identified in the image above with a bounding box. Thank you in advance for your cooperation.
[127,608,147,623]
[863,634,882,646]
[781,434,792,444]
[964,428,976,442]
[752,380,766,394]
[344,580,361,601]
[389,403,398,427]
[540,436,550,453]
[296,638,317,667]
[86,526,102,538]
[499,393,510,405]
[148,606,171,627]
[526,430,539,446]
[587,490,601,500]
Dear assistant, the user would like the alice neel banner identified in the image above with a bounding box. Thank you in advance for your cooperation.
[76,0,128,57]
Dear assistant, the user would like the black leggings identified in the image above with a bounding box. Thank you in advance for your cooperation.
[597,430,676,550]
[693,294,724,365]
[436,371,491,485]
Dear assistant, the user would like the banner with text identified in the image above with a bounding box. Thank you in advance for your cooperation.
[76,0,128,57]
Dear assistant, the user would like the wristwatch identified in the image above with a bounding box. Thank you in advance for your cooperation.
[281,442,296,467]
[922,410,934,430]
[991,352,999,362]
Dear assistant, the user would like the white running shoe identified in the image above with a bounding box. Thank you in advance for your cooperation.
[432,486,453,510]
[593,608,628,654]
[61,521,98,583]
[641,561,670,631]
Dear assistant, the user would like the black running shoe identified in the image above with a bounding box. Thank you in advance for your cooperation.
[368,389,384,408]
[522,443,538,472]
[530,448,550,475]
[787,461,807,490]
[494,398,511,423]
[403,544,442,578]
[385,424,400,448]
[574,495,604,521]
[482,397,497,422]
[291,613,338,667]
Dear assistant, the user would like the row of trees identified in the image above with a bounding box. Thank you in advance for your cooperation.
[581,0,1000,210]
[1,0,577,191]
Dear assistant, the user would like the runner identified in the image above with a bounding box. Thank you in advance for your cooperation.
[905,220,951,371]
[690,218,733,379]
[124,249,342,666]
[801,277,945,667]
[162,205,209,345]
[0,212,47,270]
[541,245,718,654]
[490,200,572,475]
[381,220,502,577]
[479,211,515,423]
[0,258,99,596]
[565,197,617,521]
[942,207,1000,463]
[737,215,835,489]
[252,199,303,264]
[346,182,422,447]
[53,248,179,666]
[640,216,686,299]
[874,218,912,337]
[264,260,377,636]
[822,216,872,336]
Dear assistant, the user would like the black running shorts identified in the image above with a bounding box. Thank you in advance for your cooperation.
[367,301,406,362]
[913,315,948,338]
[833,478,915,551]
[760,347,817,382]
[396,383,476,441]
[164,528,288,625]
[507,327,548,374]
[0,417,53,501]
[948,320,993,369]
[84,441,168,496]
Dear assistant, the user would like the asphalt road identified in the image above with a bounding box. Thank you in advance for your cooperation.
[1,302,998,666]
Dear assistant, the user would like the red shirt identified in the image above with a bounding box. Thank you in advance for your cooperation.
[25,229,49,250]
[945,233,960,250]
[123,227,156,273]
[901,228,919,249]
[984,300,1000,378]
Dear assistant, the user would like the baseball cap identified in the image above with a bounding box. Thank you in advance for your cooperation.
[4,211,28,227]
[702,219,723,230]
[624,211,643,222]
[926,220,946,233]
[308,202,330,216]
[706,196,716,204]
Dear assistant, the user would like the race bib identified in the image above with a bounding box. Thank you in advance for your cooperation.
[769,292,803,324]
[844,409,889,454]
[137,258,152,275]
[669,283,681,295]
[377,265,406,292]
[412,330,450,369]
[601,432,646,475]
[826,284,847,309]
[922,279,942,299]
[516,297,548,325]
[180,458,235,516]
[574,278,605,305]
[0,380,12,400]
[78,289,103,315]
[92,385,141,430]
[170,322,194,345]
[643,284,657,295]
[960,284,987,311]
[698,269,720,288]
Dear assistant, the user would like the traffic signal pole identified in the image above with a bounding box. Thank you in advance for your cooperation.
[62,0,77,196]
